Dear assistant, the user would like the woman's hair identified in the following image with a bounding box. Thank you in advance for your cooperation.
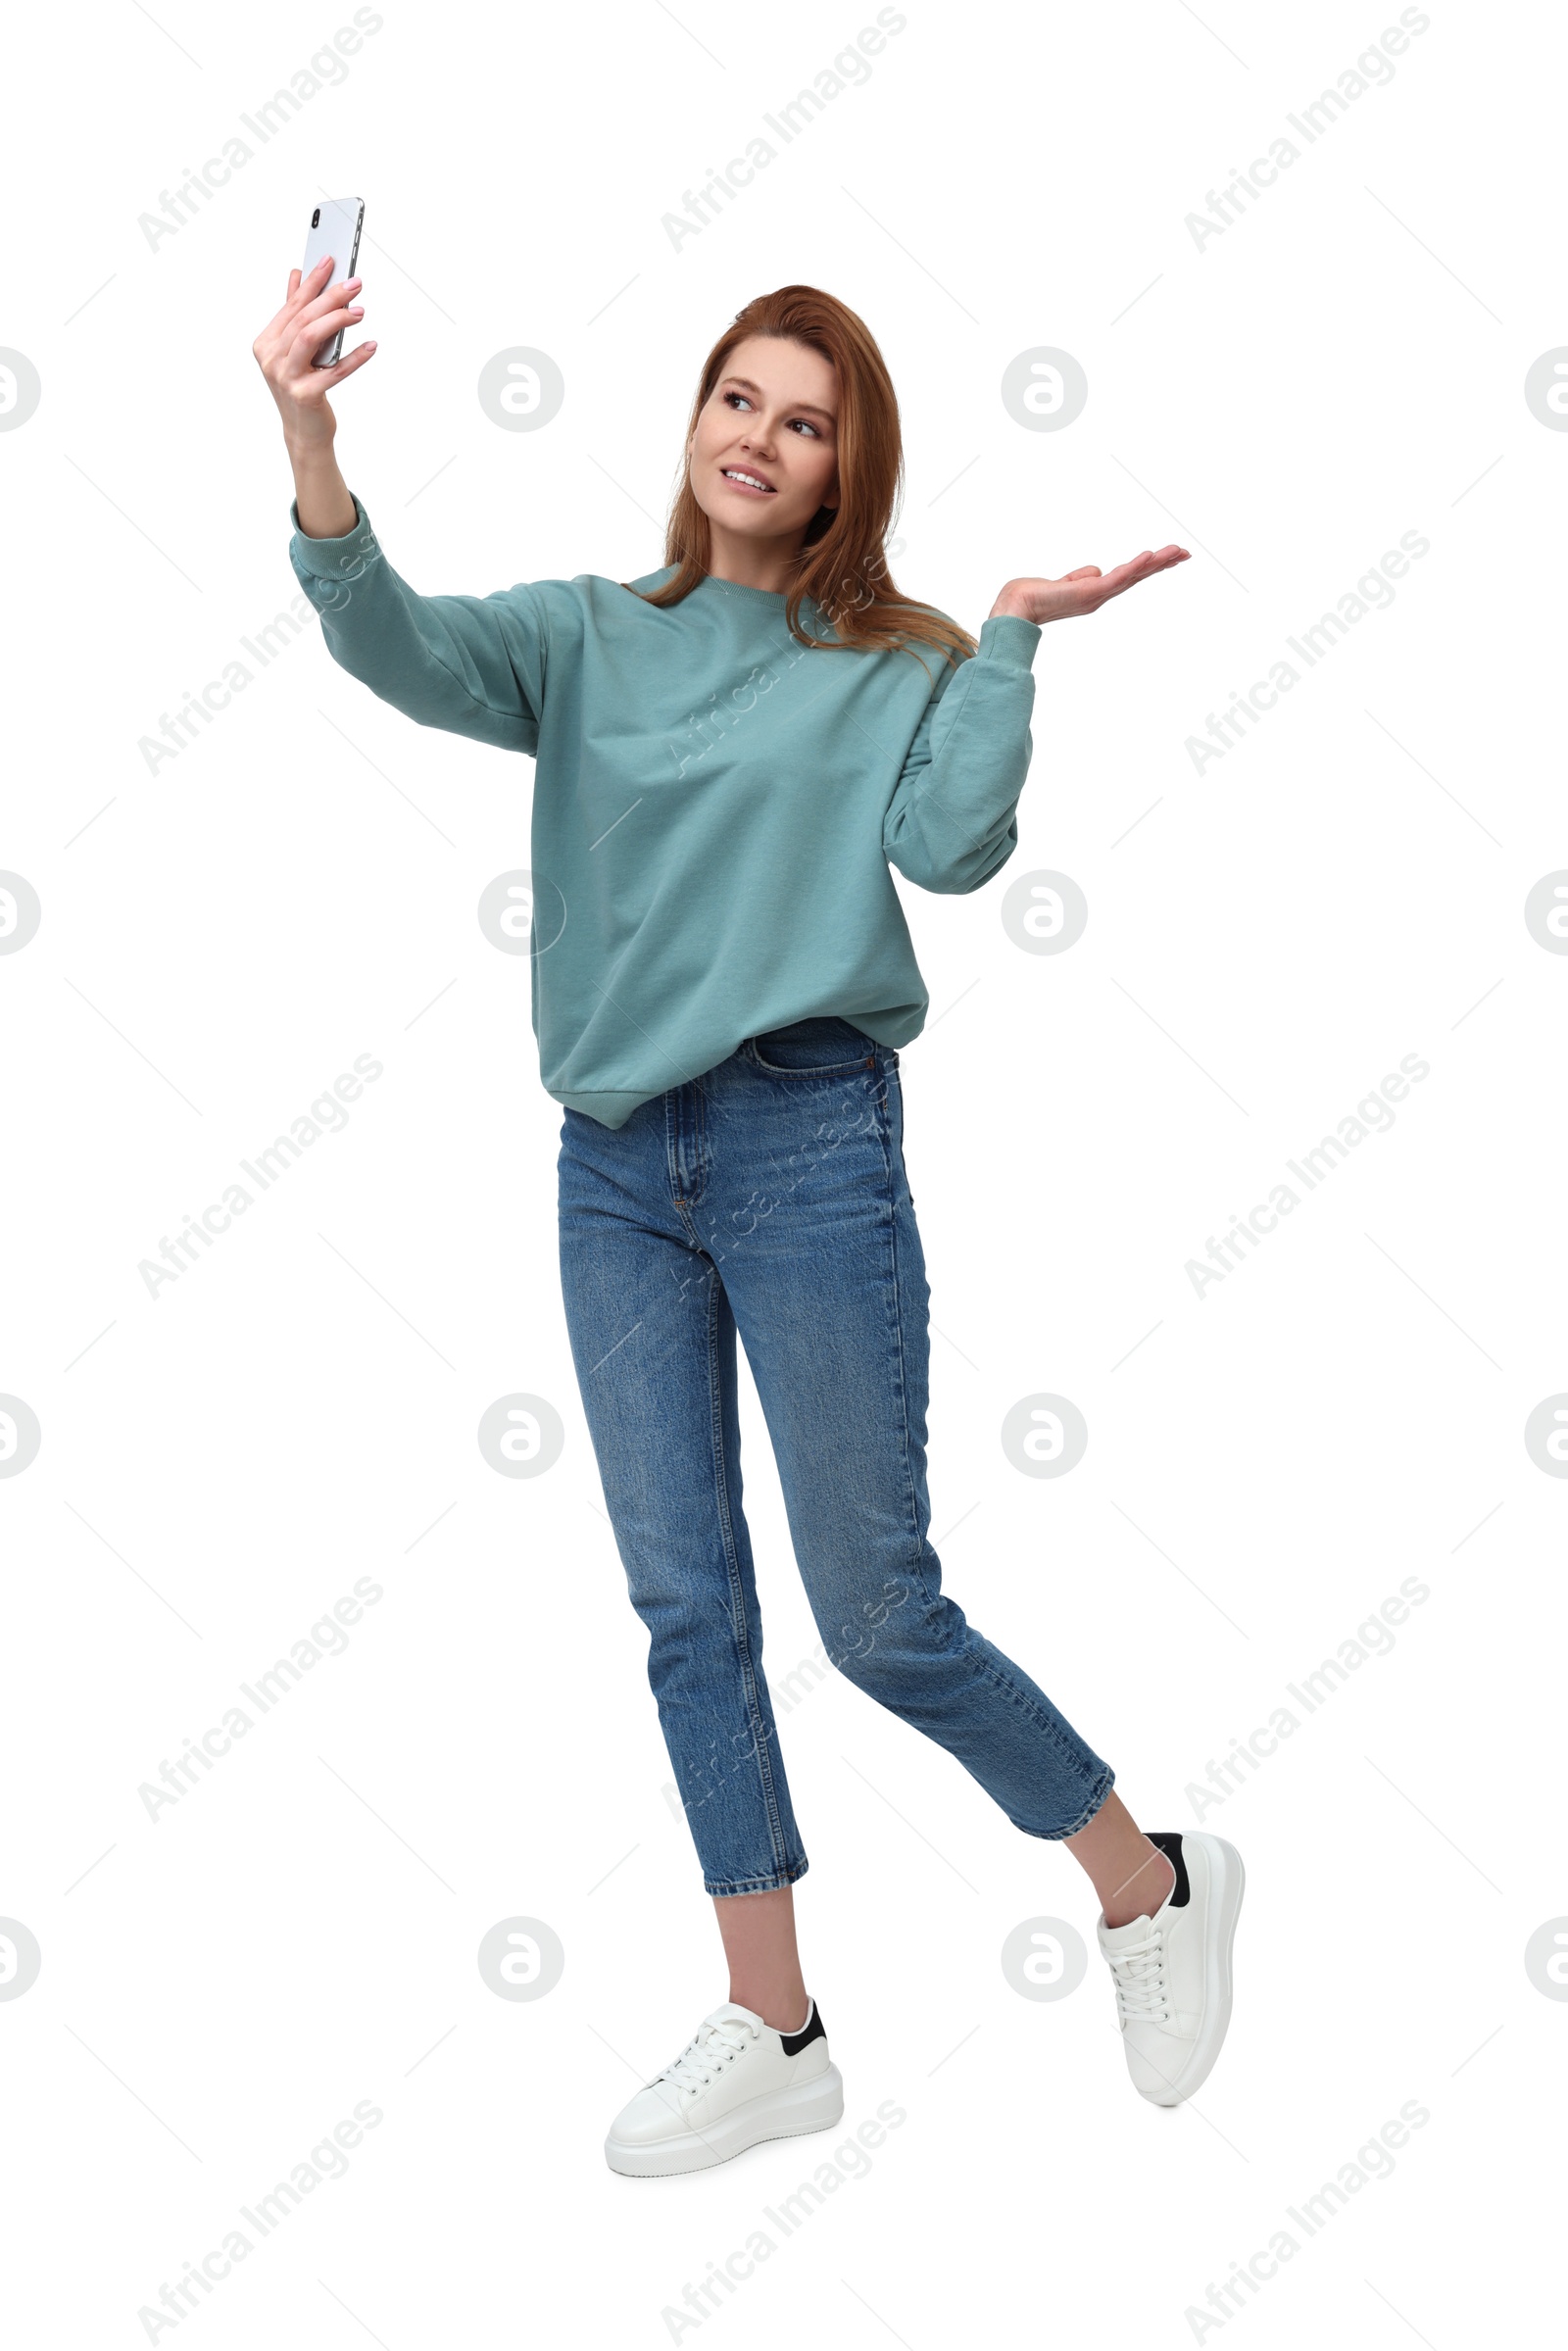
[627,284,976,677]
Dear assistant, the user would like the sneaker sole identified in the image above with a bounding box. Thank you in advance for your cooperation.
[1148,1837,1246,2108]
[605,2062,846,2178]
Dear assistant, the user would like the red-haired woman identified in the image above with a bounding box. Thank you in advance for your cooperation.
[256,267,1244,2178]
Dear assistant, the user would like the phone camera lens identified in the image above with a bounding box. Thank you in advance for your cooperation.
[311,208,320,227]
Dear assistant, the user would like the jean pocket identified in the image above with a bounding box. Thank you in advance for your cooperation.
[747,1015,880,1078]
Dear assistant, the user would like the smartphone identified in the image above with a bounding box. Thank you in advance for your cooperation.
[301,198,365,368]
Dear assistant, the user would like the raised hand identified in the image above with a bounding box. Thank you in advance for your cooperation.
[252,253,376,445]
[989,545,1190,625]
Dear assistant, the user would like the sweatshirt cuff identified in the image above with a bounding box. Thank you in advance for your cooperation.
[977,612,1042,671]
[289,490,375,577]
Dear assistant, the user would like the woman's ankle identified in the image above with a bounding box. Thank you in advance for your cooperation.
[1100,1842,1176,1929]
[730,1984,809,2033]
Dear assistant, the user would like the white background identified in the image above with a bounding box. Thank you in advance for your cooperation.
[3,0,1562,2342]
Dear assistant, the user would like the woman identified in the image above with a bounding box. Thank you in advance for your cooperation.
[254,260,1245,2177]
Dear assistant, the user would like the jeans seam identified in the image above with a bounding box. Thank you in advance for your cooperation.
[873,1069,927,1570]
[746,1020,879,1079]
[873,1065,1111,1825]
[966,1645,1107,1777]
[1011,1764,1117,1841]
[704,1860,810,1896]
[693,1071,709,1204]
[705,1266,794,1884]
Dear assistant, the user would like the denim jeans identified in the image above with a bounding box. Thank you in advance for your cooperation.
[556,1015,1114,1896]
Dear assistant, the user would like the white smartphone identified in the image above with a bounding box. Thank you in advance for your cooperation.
[300,198,365,368]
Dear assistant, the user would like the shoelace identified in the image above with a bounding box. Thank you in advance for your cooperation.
[1105,1926,1172,2024]
[657,2014,760,2097]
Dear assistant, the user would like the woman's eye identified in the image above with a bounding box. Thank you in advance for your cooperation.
[721,389,820,436]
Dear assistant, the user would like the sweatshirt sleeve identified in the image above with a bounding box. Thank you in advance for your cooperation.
[288,492,545,756]
[881,613,1042,894]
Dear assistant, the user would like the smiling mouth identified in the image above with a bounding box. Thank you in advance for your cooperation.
[721,467,776,494]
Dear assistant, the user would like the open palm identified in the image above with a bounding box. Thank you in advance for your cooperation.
[991,544,1190,624]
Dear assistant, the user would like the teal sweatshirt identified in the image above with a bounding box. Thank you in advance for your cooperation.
[288,494,1043,1128]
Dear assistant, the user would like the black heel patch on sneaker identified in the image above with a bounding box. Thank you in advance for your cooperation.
[1146,1832,1191,1908]
[780,2002,825,2056]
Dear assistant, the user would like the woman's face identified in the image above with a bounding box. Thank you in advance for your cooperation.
[687,335,841,556]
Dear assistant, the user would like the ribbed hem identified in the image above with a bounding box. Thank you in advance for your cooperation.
[977,612,1043,670]
[288,490,374,573]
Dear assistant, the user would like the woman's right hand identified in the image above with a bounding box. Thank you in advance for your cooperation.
[253,253,375,446]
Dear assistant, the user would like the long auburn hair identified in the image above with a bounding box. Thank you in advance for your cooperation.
[627,285,977,679]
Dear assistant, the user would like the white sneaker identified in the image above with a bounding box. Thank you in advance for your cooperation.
[1097,1831,1245,2107]
[604,1997,845,2178]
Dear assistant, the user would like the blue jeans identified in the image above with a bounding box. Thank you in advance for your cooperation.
[556,1016,1114,1896]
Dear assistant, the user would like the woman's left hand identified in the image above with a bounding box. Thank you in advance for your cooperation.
[989,545,1190,624]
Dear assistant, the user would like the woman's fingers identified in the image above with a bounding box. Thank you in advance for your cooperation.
[256,267,319,350]
[297,268,362,329]
[285,304,364,372]
[255,259,346,363]
[278,255,350,332]
[321,337,377,380]
[278,255,331,317]
[1001,545,1192,621]
[1094,546,1189,600]
[254,256,372,415]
